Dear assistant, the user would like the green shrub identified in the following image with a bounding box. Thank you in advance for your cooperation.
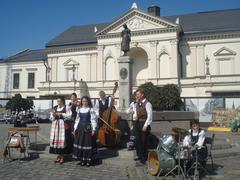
[138,83,183,111]
[159,84,184,110]
[139,82,161,110]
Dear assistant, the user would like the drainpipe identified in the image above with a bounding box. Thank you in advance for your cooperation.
[177,31,184,93]
[43,59,48,82]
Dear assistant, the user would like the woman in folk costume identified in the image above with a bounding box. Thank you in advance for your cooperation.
[73,96,97,166]
[49,96,73,164]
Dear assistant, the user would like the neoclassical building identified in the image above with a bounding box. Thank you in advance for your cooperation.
[1,5,240,99]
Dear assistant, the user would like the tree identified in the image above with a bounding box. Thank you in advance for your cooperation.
[6,94,33,114]
[159,84,184,111]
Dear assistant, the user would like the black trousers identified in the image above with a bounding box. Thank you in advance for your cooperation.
[135,121,150,162]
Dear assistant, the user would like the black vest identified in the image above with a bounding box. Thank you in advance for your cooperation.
[71,104,77,120]
[190,128,206,147]
[99,97,109,117]
[136,100,148,122]
[53,105,66,119]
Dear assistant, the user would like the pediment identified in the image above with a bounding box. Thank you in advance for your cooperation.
[97,9,178,36]
[214,47,236,56]
[63,58,79,66]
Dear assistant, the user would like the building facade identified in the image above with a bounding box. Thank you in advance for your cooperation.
[1,5,240,99]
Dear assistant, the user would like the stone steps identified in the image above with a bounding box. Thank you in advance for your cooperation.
[212,147,240,159]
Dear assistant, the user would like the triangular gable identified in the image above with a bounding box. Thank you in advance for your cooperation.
[63,58,79,66]
[214,47,237,56]
[97,8,178,36]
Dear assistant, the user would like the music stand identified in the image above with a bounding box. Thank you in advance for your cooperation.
[164,132,187,179]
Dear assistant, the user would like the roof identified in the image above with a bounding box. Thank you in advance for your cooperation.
[165,8,240,34]
[46,23,109,47]
[46,8,240,47]
[3,49,46,63]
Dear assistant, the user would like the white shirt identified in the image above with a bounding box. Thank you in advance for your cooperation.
[140,98,153,128]
[74,107,97,131]
[127,101,137,121]
[94,96,112,116]
[183,129,206,149]
[50,105,72,121]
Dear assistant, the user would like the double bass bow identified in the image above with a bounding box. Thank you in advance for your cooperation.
[98,82,121,146]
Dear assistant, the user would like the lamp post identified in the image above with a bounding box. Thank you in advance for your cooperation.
[72,65,76,92]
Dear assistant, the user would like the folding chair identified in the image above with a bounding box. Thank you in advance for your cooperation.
[3,131,30,163]
[205,133,215,172]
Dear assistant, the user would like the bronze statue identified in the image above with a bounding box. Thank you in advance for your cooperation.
[121,24,131,56]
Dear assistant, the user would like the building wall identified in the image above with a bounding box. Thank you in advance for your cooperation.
[0,61,45,98]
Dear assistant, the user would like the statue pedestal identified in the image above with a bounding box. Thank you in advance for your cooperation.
[117,56,132,112]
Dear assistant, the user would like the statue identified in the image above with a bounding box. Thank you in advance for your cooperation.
[121,24,131,56]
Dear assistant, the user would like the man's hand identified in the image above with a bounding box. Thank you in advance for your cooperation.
[142,126,147,132]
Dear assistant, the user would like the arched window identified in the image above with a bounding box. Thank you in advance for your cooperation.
[105,57,115,80]
[159,53,170,78]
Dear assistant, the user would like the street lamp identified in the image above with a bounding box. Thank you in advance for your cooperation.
[72,65,76,81]
[72,65,77,92]
[47,66,51,82]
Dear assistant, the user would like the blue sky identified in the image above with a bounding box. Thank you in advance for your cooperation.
[0,0,240,58]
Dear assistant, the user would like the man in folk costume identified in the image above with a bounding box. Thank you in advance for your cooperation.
[134,89,153,165]
[49,96,73,164]
[94,90,113,128]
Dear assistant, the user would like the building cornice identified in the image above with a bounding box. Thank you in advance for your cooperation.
[97,27,178,40]
[97,9,178,36]
[46,46,97,55]
[183,31,240,41]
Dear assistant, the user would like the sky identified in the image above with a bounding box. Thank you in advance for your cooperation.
[0,0,240,58]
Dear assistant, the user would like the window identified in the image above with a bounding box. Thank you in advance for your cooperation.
[28,73,35,88]
[13,73,20,89]
[67,69,74,81]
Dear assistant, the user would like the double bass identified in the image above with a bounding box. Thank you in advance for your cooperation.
[98,82,121,146]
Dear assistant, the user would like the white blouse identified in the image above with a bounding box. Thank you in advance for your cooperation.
[74,107,97,131]
[183,129,206,149]
[50,105,72,121]
[127,101,137,121]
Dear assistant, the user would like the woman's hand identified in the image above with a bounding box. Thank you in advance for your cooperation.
[91,130,96,136]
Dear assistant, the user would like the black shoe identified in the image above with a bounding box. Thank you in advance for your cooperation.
[135,161,145,167]
[140,159,146,164]
[134,156,140,161]
[86,162,91,167]
[78,162,85,166]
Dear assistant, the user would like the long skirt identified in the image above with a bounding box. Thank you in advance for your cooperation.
[49,119,73,154]
[73,122,97,162]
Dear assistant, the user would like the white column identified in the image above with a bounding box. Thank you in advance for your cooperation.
[149,41,159,79]
[97,45,105,81]
[87,54,91,81]
[170,39,178,78]
[196,45,205,76]
[190,46,197,77]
